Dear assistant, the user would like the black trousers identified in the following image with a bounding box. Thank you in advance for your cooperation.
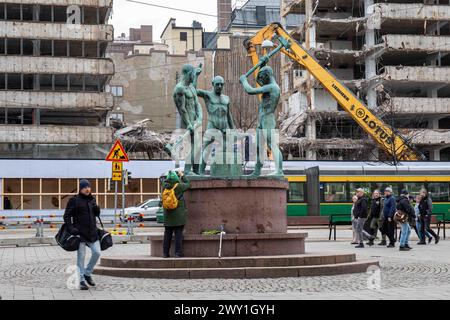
[163,226,184,257]
[419,215,438,241]
[381,218,396,244]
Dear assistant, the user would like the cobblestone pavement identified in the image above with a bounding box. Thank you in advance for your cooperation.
[0,230,449,300]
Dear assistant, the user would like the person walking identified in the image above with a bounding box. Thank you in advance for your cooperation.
[414,195,432,244]
[381,187,397,248]
[353,188,370,248]
[417,189,440,245]
[161,171,190,258]
[63,179,101,290]
[351,195,358,245]
[367,190,382,246]
[396,190,415,251]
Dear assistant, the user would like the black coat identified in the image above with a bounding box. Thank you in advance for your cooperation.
[63,194,101,243]
[353,196,368,219]
[370,197,382,219]
[396,196,415,218]
[418,196,433,217]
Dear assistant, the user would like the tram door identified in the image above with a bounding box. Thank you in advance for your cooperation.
[306,167,320,216]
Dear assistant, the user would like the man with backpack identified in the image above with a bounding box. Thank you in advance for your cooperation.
[63,179,101,290]
[396,190,415,251]
[161,170,191,258]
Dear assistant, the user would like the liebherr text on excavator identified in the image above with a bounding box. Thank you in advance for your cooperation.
[244,23,422,161]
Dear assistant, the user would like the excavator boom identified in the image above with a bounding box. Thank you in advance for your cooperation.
[244,23,421,161]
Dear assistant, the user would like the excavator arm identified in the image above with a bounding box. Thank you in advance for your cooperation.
[244,23,421,161]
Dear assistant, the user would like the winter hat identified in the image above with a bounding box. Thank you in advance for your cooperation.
[165,171,180,184]
[401,189,409,196]
[79,179,91,190]
[385,187,393,193]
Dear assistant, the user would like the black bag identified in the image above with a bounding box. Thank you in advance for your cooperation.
[55,223,81,252]
[97,217,113,251]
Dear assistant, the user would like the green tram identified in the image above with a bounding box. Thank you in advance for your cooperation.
[285,162,450,220]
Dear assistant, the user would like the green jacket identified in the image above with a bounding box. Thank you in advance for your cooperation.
[162,175,190,227]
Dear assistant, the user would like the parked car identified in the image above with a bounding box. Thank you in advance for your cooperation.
[156,207,164,224]
[122,198,161,222]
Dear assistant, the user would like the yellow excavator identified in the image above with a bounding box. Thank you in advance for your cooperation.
[244,23,422,161]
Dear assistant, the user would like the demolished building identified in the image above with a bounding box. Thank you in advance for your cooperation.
[280,0,450,161]
[0,0,114,158]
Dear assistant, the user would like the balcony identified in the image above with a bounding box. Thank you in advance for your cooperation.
[0,91,113,110]
[0,56,114,75]
[0,21,113,42]
[0,125,113,144]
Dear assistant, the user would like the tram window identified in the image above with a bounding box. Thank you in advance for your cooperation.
[323,183,347,202]
[377,183,400,195]
[288,182,305,203]
[349,183,371,196]
[403,183,425,198]
[428,183,450,202]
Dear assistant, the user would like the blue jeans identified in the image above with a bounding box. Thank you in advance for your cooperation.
[399,223,411,247]
[77,241,101,282]
[416,220,432,241]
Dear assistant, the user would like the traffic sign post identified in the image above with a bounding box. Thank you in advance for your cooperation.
[106,140,129,225]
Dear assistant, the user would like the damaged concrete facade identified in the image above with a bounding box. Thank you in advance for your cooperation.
[0,0,114,158]
[281,0,450,161]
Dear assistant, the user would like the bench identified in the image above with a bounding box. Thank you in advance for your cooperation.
[435,213,449,239]
[329,214,352,241]
[287,216,334,240]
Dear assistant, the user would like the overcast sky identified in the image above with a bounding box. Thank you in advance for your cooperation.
[111,0,224,40]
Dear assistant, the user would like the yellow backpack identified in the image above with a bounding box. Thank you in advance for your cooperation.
[162,183,179,210]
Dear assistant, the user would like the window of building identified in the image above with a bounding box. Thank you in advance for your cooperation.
[288,182,305,203]
[6,73,21,90]
[22,4,33,20]
[109,112,124,122]
[110,85,123,97]
[69,74,84,91]
[54,40,67,56]
[0,73,5,90]
[22,74,34,90]
[84,41,98,58]
[84,75,100,92]
[83,7,98,24]
[39,74,53,90]
[0,3,5,20]
[22,39,33,55]
[69,41,83,57]
[54,74,68,91]
[39,5,52,22]
[40,40,53,56]
[6,4,21,20]
[0,39,5,54]
[180,32,188,41]
[6,38,21,54]
[53,6,67,23]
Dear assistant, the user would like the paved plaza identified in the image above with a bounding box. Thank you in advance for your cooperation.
[0,228,449,300]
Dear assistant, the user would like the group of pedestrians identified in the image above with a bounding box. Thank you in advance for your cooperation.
[351,187,440,251]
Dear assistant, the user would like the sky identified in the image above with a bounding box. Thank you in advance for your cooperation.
[110,0,228,41]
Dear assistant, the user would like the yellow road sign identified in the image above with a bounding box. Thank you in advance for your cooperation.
[106,140,129,162]
[112,172,123,181]
[112,162,123,173]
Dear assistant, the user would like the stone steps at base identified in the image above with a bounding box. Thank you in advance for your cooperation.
[99,253,356,269]
[94,259,379,279]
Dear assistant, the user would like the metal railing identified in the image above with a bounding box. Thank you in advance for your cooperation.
[0,210,157,237]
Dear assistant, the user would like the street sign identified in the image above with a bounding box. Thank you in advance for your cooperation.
[112,171,122,181]
[106,140,129,162]
[112,162,123,173]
